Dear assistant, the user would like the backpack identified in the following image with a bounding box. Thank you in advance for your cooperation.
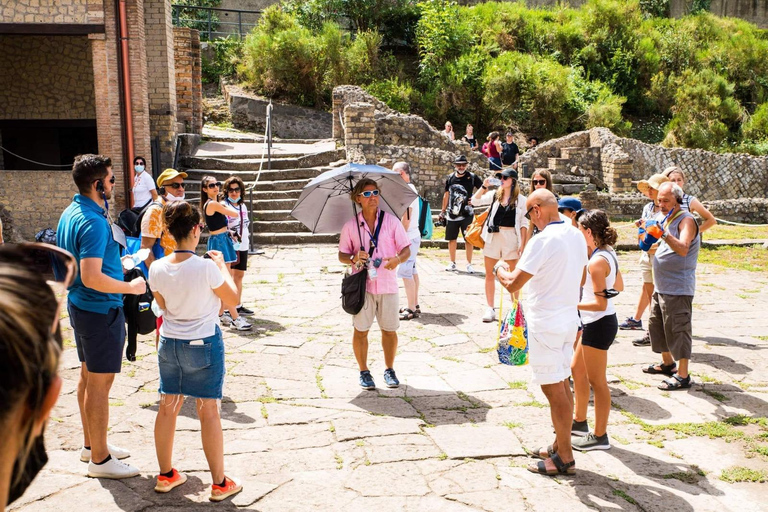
[117,200,161,238]
[123,267,156,336]
[418,196,433,240]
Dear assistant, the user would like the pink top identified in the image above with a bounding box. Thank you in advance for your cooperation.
[339,209,410,295]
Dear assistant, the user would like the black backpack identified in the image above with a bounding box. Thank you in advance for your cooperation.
[123,267,156,336]
[118,200,161,238]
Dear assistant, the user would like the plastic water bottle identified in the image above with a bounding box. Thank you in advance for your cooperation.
[488,178,502,187]
[122,248,151,271]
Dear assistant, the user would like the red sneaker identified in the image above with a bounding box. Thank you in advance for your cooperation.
[154,468,187,493]
[210,476,243,502]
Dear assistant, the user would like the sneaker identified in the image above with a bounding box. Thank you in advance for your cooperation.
[80,443,131,463]
[482,307,496,323]
[571,419,590,437]
[210,476,243,502]
[359,370,376,390]
[87,457,140,479]
[572,432,611,451]
[383,368,400,388]
[236,305,254,315]
[232,316,252,331]
[633,331,651,346]
[219,311,234,326]
[445,262,457,272]
[154,469,187,493]
[466,263,476,274]
[619,317,643,330]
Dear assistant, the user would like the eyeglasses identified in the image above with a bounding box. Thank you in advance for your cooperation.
[227,187,241,193]
[524,204,539,220]
[205,182,221,189]
[358,190,380,198]
[532,179,547,186]
[166,182,185,189]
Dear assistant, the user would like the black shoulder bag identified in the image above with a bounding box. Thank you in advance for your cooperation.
[341,209,384,315]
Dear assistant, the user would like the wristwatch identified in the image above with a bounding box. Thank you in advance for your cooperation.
[661,231,669,240]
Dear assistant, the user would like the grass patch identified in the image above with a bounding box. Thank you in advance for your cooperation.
[507,380,527,390]
[109,400,125,407]
[355,440,365,447]
[662,471,701,484]
[438,452,448,460]
[720,466,768,483]
[478,346,495,353]
[315,364,328,399]
[757,336,768,341]
[502,421,522,429]
[334,453,343,470]
[698,246,768,273]
[260,404,268,419]
[701,388,729,402]
[519,400,548,408]
[612,489,637,505]
[694,373,722,384]
[329,422,336,433]
[647,440,665,449]
[257,396,277,403]
[442,356,462,363]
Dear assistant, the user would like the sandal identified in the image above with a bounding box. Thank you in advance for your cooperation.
[658,374,692,391]
[399,308,417,321]
[527,452,575,476]
[642,362,677,376]
[527,444,555,460]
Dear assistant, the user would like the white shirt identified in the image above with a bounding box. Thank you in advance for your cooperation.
[133,171,156,208]
[581,248,617,324]
[516,221,588,334]
[405,184,421,240]
[226,199,250,251]
[149,256,225,339]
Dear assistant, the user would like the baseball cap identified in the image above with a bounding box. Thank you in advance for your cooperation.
[157,168,188,186]
[500,168,518,180]
[637,174,669,194]
[558,197,582,213]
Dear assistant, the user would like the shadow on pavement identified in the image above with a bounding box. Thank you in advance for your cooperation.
[695,335,768,351]
[414,312,469,326]
[692,351,753,375]
[146,396,256,424]
[100,473,240,511]
[609,389,672,421]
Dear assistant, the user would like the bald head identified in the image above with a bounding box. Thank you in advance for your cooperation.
[526,189,560,230]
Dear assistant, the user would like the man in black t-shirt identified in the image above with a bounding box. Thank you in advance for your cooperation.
[501,132,520,168]
[440,155,483,273]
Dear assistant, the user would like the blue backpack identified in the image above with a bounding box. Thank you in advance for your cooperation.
[419,196,433,240]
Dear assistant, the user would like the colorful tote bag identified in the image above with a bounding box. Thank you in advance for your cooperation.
[496,299,528,366]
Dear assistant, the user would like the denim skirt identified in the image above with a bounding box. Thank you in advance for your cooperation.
[207,231,237,263]
[158,325,225,399]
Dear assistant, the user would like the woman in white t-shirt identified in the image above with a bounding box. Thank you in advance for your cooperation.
[131,156,158,208]
[148,201,243,502]
[571,209,623,452]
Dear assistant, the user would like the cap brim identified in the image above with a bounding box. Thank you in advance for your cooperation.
[637,181,650,194]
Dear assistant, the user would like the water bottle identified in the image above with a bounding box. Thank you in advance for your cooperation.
[122,248,151,271]
[488,178,502,187]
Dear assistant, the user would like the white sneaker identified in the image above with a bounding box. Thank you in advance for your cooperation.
[445,262,457,272]
[87,457,140,479]
[482,307,496,323]
[219,311,234,326]
[232,316,252,331]
[80,443,131,462]
[466,263,476,274]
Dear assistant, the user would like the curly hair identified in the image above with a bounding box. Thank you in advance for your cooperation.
[223,176,246,205]
[163,201,202,242]
[577,209,618,248]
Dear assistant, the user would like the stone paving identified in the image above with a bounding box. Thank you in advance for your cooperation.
[12,245,768,512]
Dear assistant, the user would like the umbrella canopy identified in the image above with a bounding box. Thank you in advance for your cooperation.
[291,163,418,234]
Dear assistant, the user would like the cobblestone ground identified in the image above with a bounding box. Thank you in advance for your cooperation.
[12,245,768,512]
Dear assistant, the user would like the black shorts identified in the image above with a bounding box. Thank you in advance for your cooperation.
[231,250,248,271]
[445,217,473,241]
[68,302,126,373]
[581,313,618,351]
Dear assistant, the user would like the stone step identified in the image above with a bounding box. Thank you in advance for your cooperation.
[550,173,591,185]
[547,157,569,172]
[253,232,340,244]
[184,167,328,182]
[180,148,345,171]
[252,198,298,211]
[253,220,311,233]
[251,210,295,222]
[553,183,596,195]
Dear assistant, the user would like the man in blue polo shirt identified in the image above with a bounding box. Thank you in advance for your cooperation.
[57,154,146,479]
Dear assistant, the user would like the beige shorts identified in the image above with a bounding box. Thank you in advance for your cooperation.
[639,251,653,284]
[353,293,400,332]
[528,327,578,386]
[483,228,520,261]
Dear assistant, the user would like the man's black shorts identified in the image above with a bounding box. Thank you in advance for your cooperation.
[445,217,473,241]
[68,302,126,373]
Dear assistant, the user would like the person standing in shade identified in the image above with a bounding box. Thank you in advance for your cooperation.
[440,155,483,274]
[394,162,421,320]
[57,154,145,479]
[131,156,158,209]
[494,190,587,476]
[223,176,254,316]
[501,131,520,168]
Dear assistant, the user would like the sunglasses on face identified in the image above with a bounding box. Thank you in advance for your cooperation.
[166,182,184,189]
[524,204,539,220]
[205,182,221,189]
[228,187,241,193]
[93,176,116,185]
[358,190,380,198]
[532,179,547,186]
[135,161,145,166]
[502,175,514,181]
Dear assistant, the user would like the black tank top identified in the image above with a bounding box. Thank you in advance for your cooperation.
[204,200,228,231]
[492,201,516,228]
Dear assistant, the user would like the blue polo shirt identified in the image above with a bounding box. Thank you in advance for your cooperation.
[57,195,124,314]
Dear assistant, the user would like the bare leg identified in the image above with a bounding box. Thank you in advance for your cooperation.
[84,372,116,462]
[571,340,589,423]
[77,363,90,448]
[483,256,499,308]
[381,330,398,369]
[582,346,610,437]
[539,380,575,469]
[634,282,654,320]
[677,358,689,379]
[414,273,420,306]
[504,259,519,300]
[198,399,224,484]
[403,277,417,311]
[448,240,457,264]
[465,241,474,264]
[155,394,184,473]
[231,268,245,306]
[353,329,370,371]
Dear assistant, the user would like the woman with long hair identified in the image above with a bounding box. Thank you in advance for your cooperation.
[661,166,716,232]
[200,176,251,331]
[149,201,243,501]
[471,168,529,322]
[222,176,253,316]
[483,131,503,171]
[571,210,623,451]
[529,169,554,196]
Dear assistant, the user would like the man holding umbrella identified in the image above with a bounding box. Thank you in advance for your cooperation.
[338,179,411,390]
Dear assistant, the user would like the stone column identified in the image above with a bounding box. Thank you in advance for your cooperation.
[332,89,344,141]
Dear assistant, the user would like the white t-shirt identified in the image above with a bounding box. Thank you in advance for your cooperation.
[516,221,588,334]
[133,171,156,208]
[226,199,250,251]
[581,248,617,324]
[149,256,225,339]
[405,184,421,240]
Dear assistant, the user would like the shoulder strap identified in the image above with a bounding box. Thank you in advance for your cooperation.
[595,249,619,273]
[483,194,496,228]
[372,210,385,247]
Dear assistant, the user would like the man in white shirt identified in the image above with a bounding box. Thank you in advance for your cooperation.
[394,162,421,320]
[494,189,588,477]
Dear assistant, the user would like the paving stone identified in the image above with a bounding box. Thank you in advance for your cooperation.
[345,461,430,496]
[426,425,525,459]
[431,333,470,346]
[334,415,424,442]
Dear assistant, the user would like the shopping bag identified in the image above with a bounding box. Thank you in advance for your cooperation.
[496,299,528,366]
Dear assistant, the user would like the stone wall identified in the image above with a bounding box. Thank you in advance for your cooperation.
[225,83,333,139]
[0,0,98,24]
[0,35,95,120]
[174,27,203,135]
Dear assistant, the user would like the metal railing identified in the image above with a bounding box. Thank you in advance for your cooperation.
[171,4,261,40]
[247,101,273,254]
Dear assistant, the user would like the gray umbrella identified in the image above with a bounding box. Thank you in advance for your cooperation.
[291,163,418,234]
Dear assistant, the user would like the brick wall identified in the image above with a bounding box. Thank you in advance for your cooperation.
[174,27,203,135]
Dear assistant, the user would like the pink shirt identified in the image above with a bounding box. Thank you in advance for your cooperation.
[339,209,410,295]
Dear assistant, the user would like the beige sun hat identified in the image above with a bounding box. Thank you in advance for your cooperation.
[637,173,669,194]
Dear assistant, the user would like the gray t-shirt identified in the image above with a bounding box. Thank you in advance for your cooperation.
[653,211,699,296]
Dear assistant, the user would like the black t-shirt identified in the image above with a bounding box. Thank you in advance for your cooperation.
[462,135,477,149]
[501,141,519,166]
[444,172,483,220]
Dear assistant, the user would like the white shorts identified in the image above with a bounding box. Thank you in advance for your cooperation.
[353,293,400,332]
[528,327,578,386]
[396,237,420,279]
[483,228,520,261]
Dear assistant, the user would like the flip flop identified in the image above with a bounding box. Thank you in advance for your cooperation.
[643,362,677,376]
[658,374,692,391]
[527,452,575,476]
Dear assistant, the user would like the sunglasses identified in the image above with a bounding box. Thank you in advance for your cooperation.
[93,176,116,185]
[166,182,184,189]
[524,204,539,220]
[134,161,145,166]
[205,182,221,189]
[227,187,241,193]
[358,190,380,198]
[502,175,514,181]
[532,179,547,186]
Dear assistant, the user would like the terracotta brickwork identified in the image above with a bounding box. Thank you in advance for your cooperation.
[174,27,203,135]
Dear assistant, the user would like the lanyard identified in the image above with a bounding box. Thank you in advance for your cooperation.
[360,210,385,256]
[174,250,196,255]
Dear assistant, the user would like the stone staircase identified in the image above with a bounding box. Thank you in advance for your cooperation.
[526,145,602,195]
[179,133,346,246]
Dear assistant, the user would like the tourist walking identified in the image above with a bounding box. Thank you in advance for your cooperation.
[571,210,623,451]
[201,176,251,331]
[57,154,145,478]
[482,131,503,170]
[131,155,158,209]
[222,176,254,316]
[501,131,520,168]
[662,166,717,232]
[470,168,529,323]
[394,162,421,320]
[462,124,477,150]
[440,155,483,273]
[642,183,700,390]
[494,190,588,476]
[148,201,243,501]
[338,178,411,390]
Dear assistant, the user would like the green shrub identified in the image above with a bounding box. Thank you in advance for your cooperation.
[639,0,669,19]
[585,90,632,135]
[202,37,244,84]
[742,103,768,142]
[364,78,415,113]
[415,0,474,82]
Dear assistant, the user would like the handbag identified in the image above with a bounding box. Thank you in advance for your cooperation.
[464,195,495,249]
[496,293,528,366]
[341,209,384,315]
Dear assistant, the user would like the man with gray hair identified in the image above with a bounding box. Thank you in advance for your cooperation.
[642,182,700,391]
[394,162,421,320]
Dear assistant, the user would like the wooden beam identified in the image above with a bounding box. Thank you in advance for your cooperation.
[0,23,106,35]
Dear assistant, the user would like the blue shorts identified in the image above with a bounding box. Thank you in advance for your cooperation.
[158,325,225,399]
[207,232,237,263]
[68,302,125,374]
[397,237,420,279]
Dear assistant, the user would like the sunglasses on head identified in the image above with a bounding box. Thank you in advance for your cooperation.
[358,190,380,198]
[227,187,241,193]
[205,182,221,189]
[166,182,184,189]
[532,179,547,186]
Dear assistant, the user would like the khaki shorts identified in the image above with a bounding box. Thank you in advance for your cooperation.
[639,251,653,284]
[353,293,400,332]
[483,228,520,261]
[528,326,578,386]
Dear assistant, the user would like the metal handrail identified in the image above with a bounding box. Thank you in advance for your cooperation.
[246,100,272,254]
[171,4,261,40]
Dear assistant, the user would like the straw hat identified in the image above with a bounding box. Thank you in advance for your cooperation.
[637,174,669,194]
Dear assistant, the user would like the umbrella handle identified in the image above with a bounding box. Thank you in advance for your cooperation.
[351,178,365,257]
